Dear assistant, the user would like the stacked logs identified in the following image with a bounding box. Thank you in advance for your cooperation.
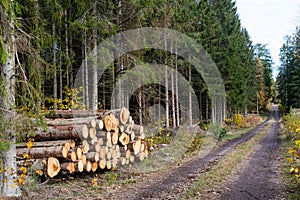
[16,107,148,178]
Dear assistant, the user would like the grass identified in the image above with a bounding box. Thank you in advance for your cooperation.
[179,121,272,199]
[221,127,252,141]
[280,132,300,199]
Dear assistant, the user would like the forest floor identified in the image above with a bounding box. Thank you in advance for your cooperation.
[27,106,287,200]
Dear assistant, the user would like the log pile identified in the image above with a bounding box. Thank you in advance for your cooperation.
[17,107,148,178]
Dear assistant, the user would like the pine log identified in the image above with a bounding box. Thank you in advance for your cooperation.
[16,140,75,149]
[82,140,90,154]
[45,110,99,119]
[81,154,87,166]
[70,140,76,148]
[76,147,82,160]
[17,146,68,159]
[119,125,125,133]
[89,127,97,139]
[99,159,106,169]
[124,123,133,134]
[106,160,112,169]
[91,162,98,172]
[115,145,121,158]
[105,107,130,125]
[128,115,133,124]
[98,138,104,145]
[119,132,130,146]
[89,142,101,152]
[140,141,148,153]
[64,141,71,152]
[17,159,35,167]
[96,130,106,138]
[76,160,84,172]
[104,113,119,131]
[47,157,60,178]
[97,119,104,130]
[111,131,118,145]
[126,139,142,155]
[112,159,117,169]
[106,131,112,147]
[107,151,112,160]
[86,152,100,162]
[121,157,126,166]
[105,146,109,154]
[132,125,145,139]
[99,147,106,160]
[60,162,75,173]
[129,155,135,163]
[86,160,92,172]
[68,151,77,162]
[33,125,88,141]
[45,117,98,127]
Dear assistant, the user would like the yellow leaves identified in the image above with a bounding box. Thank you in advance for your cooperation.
[295,140,300,148]
[20,174,26,179]
[23,153,30,159]
[234,114,247,127]
[18,179,24,185]
[288,148,296,154]
[26,138,34,148]
[42,87,86,111]
[19,166,27,174]
[287,157,293,163]
[10,183,14,188]
[290,167,295,173]
[3,179,7,183]
[92,178,98,187]
[36,169,43,176]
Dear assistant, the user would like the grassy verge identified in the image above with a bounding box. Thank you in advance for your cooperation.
[281,132,300,199]
[180,121,272,199]
[221,126,253,141]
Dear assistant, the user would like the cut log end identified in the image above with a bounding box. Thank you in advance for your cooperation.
[47,157,60,178]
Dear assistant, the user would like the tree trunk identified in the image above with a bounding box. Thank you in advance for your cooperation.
[0,6,21,195]
[59,26,63,99]
[175,44,180,127]
[64,9,69,86]
[84,29,89,109]
[53,23,57,110]
[165,37,169,128]
[91,1,98,110]
[188,65,192,126]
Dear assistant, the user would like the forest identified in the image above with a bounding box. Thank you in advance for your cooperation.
[2,0,297,198]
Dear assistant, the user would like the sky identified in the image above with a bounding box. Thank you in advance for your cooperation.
[235,0,300,78]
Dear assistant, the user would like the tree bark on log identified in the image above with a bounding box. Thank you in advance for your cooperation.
[33,125,88,141]
[16,140,75,149]
[60,162,75,173]
[17,146,68,159]
[45,110,105,118]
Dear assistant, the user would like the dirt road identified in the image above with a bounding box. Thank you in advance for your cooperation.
[111,106,284,200]
[216,105,285,200]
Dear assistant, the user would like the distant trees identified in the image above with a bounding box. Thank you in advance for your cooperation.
[1,0,275,126]
[254,44,274,112]
[277,27,300,110]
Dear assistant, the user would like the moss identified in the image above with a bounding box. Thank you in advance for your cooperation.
[0,36,8,64]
